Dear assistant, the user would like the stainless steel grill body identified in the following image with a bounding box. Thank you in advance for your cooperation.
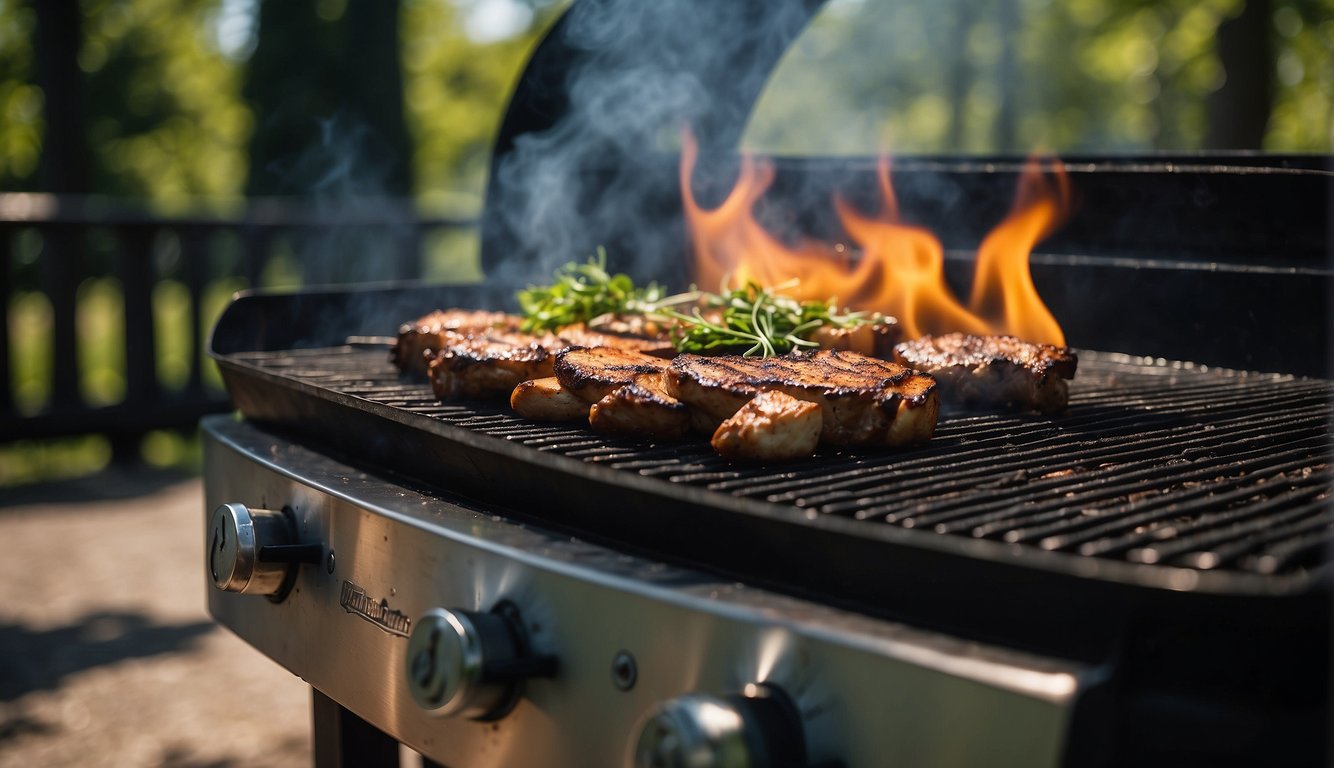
[205,415,1086,767]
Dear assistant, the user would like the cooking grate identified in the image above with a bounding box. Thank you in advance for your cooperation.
[230,345,1332,579]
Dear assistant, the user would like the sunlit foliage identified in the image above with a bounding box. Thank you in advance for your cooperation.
[746,0,1332,154]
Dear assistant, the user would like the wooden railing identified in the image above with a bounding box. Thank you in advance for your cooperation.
[0,194,476,462]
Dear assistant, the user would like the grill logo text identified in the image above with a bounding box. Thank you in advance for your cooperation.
[340,581,411,637]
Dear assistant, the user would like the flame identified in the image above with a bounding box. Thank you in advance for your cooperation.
[833,158,990,338]
[680,130,834,293]
[681,130,1072,346]
[968,157,1071,346]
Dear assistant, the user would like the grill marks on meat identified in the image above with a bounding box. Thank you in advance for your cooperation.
[667,349,939,447]
[554,348,690,438]
[429,330,561,400]
[425,322,674,401]
[553,347,673,402]
[893,333,1078,414]
[392,310,520,373]
[403,310,943,460]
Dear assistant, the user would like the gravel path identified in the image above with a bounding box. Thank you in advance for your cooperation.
[0,472,312,767]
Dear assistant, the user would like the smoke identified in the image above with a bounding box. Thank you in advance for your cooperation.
[482,0,822,290]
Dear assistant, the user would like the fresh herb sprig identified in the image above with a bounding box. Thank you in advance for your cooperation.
[668,280,872,358]
[517,247,683,332]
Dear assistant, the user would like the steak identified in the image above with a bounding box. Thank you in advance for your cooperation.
[392,309,520,373]
[893,333,1077,414]
[666,349,939,447]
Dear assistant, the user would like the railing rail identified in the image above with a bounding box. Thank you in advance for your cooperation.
[1,193,477,462]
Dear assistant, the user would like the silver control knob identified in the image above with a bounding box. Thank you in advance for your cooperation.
[634,684,806,768]
[405,605,555,720]
[209,503,318,598]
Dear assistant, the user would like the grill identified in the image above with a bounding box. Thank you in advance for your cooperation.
[233,343,1333,580]
[201,1,1332,766]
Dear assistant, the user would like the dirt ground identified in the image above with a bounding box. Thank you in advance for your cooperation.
[0,470,313,768]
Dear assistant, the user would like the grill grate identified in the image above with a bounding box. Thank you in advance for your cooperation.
[234,346,1333,579]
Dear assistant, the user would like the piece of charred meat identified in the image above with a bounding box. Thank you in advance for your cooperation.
[392,310,521,374]
[429,330,564,400]
[428,320,678,402]
[510,376,590,421]
[893,333,1078,414]
[554,323,676,358]
[589,375,692,438]
[552,347,691,438]
[553,347,673,402]
[810,318,902,358]
[666,349,939,448]
[711,390,822,461]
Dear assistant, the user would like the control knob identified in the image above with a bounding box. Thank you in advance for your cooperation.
[634,683,807,768]
[405,604,556,720]
[209,503,321,599]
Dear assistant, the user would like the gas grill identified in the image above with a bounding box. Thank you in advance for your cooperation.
[203,1,1332,766]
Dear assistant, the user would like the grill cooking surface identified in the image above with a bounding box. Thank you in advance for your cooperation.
[229,345,1332,580]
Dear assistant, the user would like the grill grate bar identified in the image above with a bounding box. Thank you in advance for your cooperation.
[814,405,1327,520]
[232,348,1334,577]
[941,429,1331,538]
[1127,482,1333,567]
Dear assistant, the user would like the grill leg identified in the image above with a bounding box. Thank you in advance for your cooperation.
[312,687,400,768]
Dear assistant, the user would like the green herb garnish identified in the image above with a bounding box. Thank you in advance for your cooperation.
[517,247,678,332]
[518,249,877,358]
[667,280,872,358]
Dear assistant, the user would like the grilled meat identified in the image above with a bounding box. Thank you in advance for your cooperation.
[711,390,822,461]
[551,347,691,437]
[893,333,1078,414]
[553,347,675,403]
[554,323,675,358]
[810,318,902,358]
[428,321,677,401]
[429,330,563,400]
[510,377,590,421]
[392,309,520,373]
[667,349,939,447]
[589,375,692,438]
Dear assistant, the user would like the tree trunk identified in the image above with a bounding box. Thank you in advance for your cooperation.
[1206,0,1274,150]
[32,0,88,193]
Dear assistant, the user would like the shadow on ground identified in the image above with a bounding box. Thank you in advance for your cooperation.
[0,466,196,510]
[0,610,216,702]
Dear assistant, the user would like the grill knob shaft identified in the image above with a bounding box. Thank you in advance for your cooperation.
[405,606,555,720]
[634,684,806,768]
[209,503,310,598]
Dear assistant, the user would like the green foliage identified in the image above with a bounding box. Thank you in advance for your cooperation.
[401,0,565,210]
[78,0,250,202]
[0,2,41,189]
[746,0,1332,154]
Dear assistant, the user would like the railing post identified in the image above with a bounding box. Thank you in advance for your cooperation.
[0,227,13,414]
[181,226,209,399]
[114,223,158,463]
[41,225,82,409]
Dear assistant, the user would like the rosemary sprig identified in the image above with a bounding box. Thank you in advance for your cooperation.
[667,280,872,358]
[517,247,685,332]
[518,250,877,358]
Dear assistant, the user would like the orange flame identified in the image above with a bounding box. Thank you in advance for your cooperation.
[968,157,1071,345]
[681,132,834,293]
[681,129,1071,346]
